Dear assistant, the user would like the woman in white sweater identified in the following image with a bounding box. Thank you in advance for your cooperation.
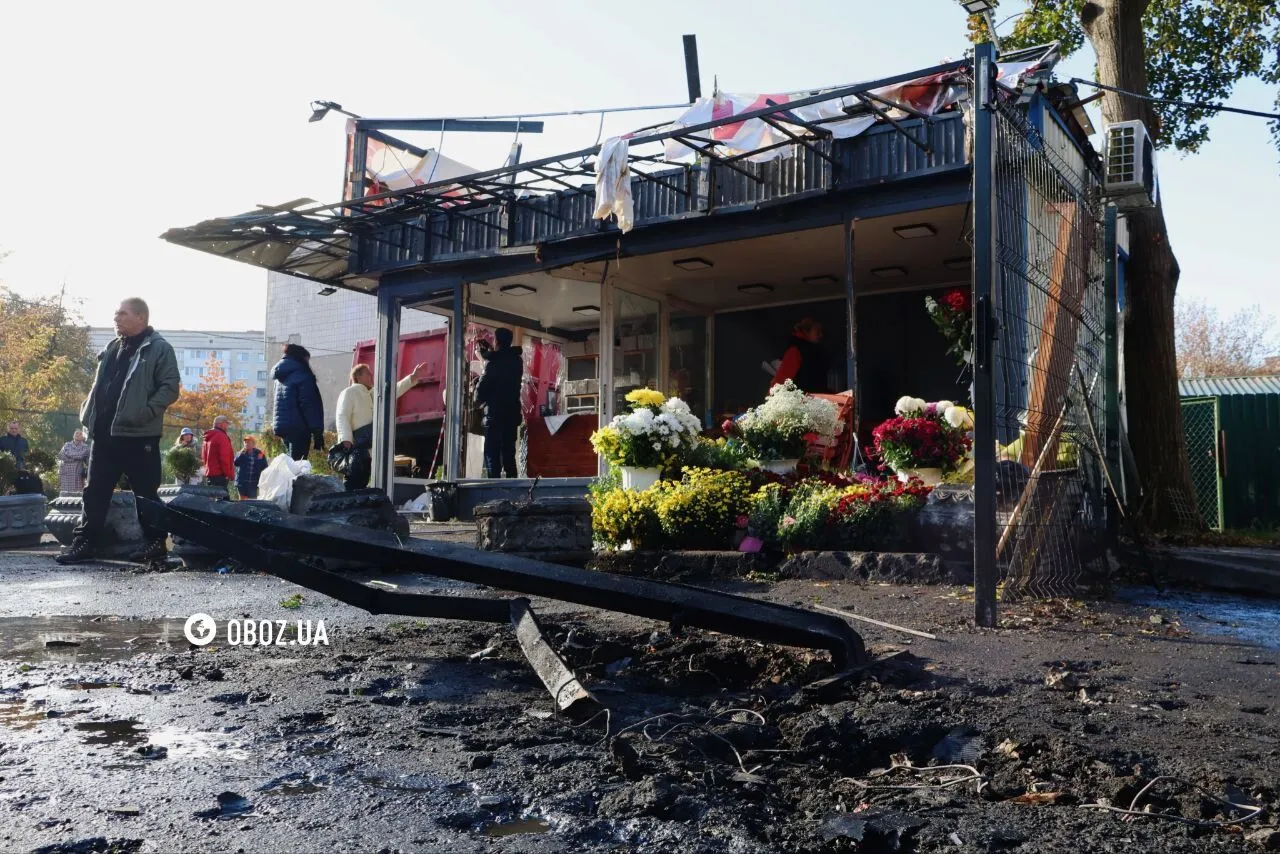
[335,362,428,490]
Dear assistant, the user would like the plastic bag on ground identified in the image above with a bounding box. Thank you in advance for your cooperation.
[258,454,312,511]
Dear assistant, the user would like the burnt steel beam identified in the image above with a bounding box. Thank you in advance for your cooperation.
[139,498,512,623]
[355,118,545,134]
[853,93,932,155]
[511,598,599,717]
[148,496,867,668]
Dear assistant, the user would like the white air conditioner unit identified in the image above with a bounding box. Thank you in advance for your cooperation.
[1103,120,1158,209]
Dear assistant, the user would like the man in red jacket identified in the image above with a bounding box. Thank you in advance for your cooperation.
[202,415,235,493]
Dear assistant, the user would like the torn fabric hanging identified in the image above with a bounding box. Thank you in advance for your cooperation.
[593,136,634,233]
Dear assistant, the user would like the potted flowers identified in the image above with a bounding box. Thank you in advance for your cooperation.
[731,380,840,473]
[590,388,704,490]
[871,396,973,486]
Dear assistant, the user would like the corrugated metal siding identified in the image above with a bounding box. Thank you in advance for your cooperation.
[1180,376,1280,397]
[357,112,969,272]
[1218,392,1280,528]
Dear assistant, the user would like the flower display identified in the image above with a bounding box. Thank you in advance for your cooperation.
[925,287,974,367]
[590,388,704,469]
[733,380,840,461]
[872,397,973,474]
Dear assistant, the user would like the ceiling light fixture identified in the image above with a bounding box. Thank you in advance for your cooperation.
[737,283,774,295]
[317,286,337,296]
[673,257,713,271]
[801,275,839,287]
[870,266,908,279]
[572,305,601,317]
[893,223,937,239]
[943,257,972,271]
[500,283,537,296]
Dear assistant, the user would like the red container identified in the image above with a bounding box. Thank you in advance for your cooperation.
[353,329,447,426]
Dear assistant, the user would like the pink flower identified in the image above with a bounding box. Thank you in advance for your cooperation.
[738,535,764,553]
[735,515,749,529]
[782,515,797,528]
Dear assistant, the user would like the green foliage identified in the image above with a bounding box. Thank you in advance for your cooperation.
[280,593,304,610]
[591,486,663,550]
[23,448,57,478]
[1001,0,1280,153]
[0,286,95,449]
[164,445,201,481]
[776,482,843,551]
[0,451,15,492]
[679,437,752,475]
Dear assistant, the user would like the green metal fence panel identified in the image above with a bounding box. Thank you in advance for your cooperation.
[1218,393,1280,530]
[1180,397,1223,530]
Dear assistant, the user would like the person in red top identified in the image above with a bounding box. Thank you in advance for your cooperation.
[770,317,829,393]
[201,415,235,492]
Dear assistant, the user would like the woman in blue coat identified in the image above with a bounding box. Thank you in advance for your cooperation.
[271,343,325,461]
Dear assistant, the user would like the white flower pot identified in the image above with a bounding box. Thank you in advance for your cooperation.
[897,467,944,487]
[619,466,661,491]
[761,458,800,475]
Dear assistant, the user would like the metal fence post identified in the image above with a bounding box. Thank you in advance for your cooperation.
[972,42,999,628]
[373,289,401,491]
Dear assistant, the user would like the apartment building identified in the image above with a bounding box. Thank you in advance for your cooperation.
[88,328,270,431]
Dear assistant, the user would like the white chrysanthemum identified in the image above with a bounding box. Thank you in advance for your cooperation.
[935,400,955,413]
[895,396,927,416]
[943,406,966,428]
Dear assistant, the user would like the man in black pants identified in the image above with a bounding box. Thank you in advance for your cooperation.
[476,328,523,478]
[56,298,181,566]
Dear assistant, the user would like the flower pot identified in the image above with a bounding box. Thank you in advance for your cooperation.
[619,466,661,491]
[760,459,799,475]
[897,467,944,487]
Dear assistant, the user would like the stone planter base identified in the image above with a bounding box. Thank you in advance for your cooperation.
[0,493,47,549]
[588,549,774,581]
[474,498,592,566]
[779,551,962,585]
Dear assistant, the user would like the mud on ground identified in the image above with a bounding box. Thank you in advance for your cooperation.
[2,545,1280,853]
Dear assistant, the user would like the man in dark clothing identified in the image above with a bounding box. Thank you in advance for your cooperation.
[202,415,235,492]
[57,298,181,566]
[234,435,269,499]
[475,328,523,478]
[270,343,325,461]
[770,317,830,393]
[0,421,30,470]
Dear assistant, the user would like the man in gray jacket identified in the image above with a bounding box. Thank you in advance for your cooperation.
[56,298,182,566]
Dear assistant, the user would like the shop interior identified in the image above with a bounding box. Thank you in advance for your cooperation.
[407,204,975,479]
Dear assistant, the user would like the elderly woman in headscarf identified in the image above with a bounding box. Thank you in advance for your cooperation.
[57,429,91,494]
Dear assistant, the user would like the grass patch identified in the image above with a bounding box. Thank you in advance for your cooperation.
[279,593,304,610]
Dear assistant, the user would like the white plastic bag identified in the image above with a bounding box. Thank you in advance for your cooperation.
[258,454,312,511]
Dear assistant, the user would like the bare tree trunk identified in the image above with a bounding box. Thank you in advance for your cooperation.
[1082,0,1201,530]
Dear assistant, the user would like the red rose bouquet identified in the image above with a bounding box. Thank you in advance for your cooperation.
[925,287,973,367]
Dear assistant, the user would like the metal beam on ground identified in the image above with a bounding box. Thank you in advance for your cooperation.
[145,496,868,669]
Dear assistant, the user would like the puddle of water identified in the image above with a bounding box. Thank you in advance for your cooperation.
[0,699,45,731]
[147,725,250,761]
[63,680,117,691]
[0,616,186,663]
[483,817,551,838]
[1120,588,1280,650]
[75,718,147,747]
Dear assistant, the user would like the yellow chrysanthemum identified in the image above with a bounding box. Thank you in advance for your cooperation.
[625,388,666,408]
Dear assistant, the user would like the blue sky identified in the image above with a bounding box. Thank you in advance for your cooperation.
[0,0,1276,331]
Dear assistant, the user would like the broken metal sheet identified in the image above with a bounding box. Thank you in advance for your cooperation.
[140,496,867,668]
[509,598,599,718]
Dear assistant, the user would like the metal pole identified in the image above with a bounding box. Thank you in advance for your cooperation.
[683,35,702,103]
[446,284,465,481]
[372,290,400,492]
[972,42,999,629]
[1102,206,1122,519]
[844,218,858,419]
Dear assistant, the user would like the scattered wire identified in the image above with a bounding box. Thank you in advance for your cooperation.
[838,757,988,795]
[1080,775,1266,827]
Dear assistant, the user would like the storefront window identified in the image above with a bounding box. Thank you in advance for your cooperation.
[611,290,659,415]
[669,311,709,426]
